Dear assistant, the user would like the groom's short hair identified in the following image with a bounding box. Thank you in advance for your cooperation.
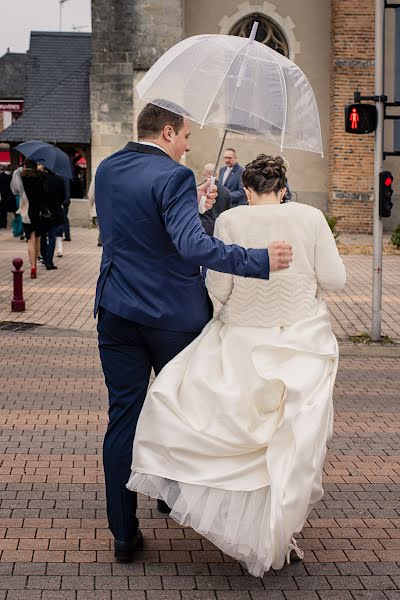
[137,102,185,139]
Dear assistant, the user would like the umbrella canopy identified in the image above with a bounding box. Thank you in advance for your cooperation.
[136,32,323,156]
[15,141,74,179]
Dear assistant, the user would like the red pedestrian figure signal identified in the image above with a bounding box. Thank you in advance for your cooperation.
[350,108,360,129]
[345,103,377,134]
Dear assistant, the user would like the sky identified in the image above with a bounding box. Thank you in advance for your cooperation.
[0,0,91,57]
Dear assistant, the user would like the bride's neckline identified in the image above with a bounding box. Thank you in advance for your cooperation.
[248,202,292,207]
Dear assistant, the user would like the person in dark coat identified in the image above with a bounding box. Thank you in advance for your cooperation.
[19,160,47,278]
[200,162,231,236]
[0,165,13,228]
[39,168,67,270]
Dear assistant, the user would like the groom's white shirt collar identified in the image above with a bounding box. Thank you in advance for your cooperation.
[139,141,168,155]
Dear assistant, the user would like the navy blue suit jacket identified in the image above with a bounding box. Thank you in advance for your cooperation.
[219,163,247,207]
[94,143,269,333]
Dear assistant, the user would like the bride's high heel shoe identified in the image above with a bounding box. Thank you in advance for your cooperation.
[286,537,304,564]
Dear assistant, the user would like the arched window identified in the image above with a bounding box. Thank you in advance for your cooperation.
[229,13,289,57]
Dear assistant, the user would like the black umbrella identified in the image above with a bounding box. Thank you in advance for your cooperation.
[15,141,74,179]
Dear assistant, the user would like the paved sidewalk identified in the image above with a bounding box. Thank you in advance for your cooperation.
[0,229,99,332]
[0,329,399,599]
[1,228,400,341]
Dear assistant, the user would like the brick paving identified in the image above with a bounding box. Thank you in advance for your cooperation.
[0,229,99,332]
[1,228,400,341]
[0,330,399,598]
[0,225,399,597]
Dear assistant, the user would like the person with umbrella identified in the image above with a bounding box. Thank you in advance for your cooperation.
[94,101,293,564]
[15,142,74,265]
[11,159,46,279]
[95,22,328,568]
[37,165,67,270]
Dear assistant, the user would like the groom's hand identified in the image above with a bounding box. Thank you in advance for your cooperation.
[268,241,293,272]
[197,178,217,211]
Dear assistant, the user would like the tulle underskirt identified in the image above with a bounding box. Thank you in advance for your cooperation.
[129,472,291,576]
[128,314,338,576]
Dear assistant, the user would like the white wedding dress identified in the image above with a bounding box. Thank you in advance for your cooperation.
[127,202,346,576]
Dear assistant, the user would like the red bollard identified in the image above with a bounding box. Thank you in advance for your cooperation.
[11,257,25,312]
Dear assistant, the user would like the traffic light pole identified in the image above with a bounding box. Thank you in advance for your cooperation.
[372,0,385,341]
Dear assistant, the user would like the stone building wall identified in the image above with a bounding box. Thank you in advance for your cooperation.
[328,0,376,233]
[185,0,331,213]
[90,0,184,172]
[90,0,398,233]
[90,0,135,172]
[132,0,184,141]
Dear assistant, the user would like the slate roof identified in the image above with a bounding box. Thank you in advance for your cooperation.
[0,32,91,144]
[0,52,28,99]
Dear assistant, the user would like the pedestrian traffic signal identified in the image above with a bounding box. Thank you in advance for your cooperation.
[345,103,377,134]
[379,171,394,218]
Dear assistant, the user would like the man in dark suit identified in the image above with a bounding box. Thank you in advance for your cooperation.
[219,147,247,207]
[200,162,231,236]
[94,102,293,562]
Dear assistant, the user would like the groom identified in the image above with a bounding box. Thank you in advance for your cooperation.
[94,102,293,562]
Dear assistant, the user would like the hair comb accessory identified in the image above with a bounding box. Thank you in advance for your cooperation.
[282,157,290,170]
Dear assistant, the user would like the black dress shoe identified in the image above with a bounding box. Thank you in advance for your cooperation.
[45,263,58,270]
[157,499,171,514]
[114,529,144,562]
[64,237,71,241]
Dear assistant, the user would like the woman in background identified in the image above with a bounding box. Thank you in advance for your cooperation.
[12,160,46,278]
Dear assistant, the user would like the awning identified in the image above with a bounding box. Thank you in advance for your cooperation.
[0,150,10,164]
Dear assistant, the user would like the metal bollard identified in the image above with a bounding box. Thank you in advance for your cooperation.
[11,257,25,312]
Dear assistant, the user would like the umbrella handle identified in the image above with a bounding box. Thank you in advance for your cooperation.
[199,176,215,214]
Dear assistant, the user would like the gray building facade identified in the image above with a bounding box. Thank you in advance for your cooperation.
[90,1,399,231]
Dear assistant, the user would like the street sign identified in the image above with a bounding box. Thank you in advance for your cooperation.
[345,103,377,133]
[0,101,24,112]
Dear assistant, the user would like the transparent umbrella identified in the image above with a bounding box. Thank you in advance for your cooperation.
[135,23,323,163]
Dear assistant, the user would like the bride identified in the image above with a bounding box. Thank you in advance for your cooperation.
[127,154,346,576]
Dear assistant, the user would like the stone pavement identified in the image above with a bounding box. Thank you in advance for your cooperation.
[1,228,400,341]
[0,229,99,332]
[0,329,399,599]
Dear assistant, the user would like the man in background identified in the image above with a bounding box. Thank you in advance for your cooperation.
[219,147,247,207]
[200,162,231,236]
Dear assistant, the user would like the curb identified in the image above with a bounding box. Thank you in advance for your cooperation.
[33,326,97,338]
[3,323,400,357]
[339,343,400,358]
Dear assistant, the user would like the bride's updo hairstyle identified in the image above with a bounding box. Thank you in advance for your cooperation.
[242,154,287,196]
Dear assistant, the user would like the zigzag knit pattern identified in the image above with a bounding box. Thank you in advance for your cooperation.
[219,274,319,328]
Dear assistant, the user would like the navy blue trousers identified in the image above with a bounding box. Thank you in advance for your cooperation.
[97,307,200,541]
